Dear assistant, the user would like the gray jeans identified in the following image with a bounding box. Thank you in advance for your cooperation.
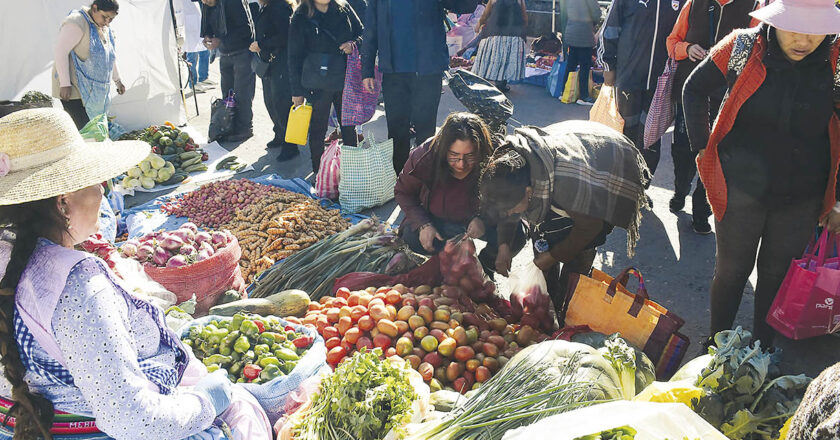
[710,187,823,343]
[219,50,256,133]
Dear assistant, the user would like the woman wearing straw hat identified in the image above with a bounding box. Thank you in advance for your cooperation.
[0,109,271,439]
[683,0,840,344]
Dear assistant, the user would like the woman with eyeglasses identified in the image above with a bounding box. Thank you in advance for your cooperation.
[394,112,526,276]
[478,120,649,315]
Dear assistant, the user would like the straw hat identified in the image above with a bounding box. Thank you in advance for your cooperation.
[0,108,149,206]
[750,0,840,35]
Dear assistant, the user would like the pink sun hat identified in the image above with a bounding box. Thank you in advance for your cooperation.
[750,0,840,35]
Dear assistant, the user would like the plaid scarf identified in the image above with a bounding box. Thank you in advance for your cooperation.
[505,121,649,256]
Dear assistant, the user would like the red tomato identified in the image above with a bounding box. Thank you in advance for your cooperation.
[325,337,341,350]
[327,346,347,365]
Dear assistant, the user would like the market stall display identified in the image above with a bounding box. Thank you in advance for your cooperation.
[287,349,428,440]
[248,219,416,301]
[119,222,232,268]
[119,124,210,189]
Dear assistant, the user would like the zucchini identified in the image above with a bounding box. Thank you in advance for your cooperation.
[209,289,310,318]
[184,163,208,173]
[181,156,202,168]
[180,151,201,160]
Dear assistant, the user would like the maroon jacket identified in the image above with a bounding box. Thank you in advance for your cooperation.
[394,141,481,231]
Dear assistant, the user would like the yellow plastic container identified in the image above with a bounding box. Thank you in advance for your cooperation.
[285,103,312,145]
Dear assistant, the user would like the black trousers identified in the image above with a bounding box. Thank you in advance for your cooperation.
[546,247,598,321]
[261,61,293,148]
[307,89,356,173]
[219,50,256,134]
[563,46,592,100]
[710,187,822,343]
[672,102,712,220]
[617,88,661,177]
[382,72,444,173]
[400,217,528,276]
[61,99,89,130]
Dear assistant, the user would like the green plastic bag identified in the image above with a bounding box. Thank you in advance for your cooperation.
[79,113,109,141]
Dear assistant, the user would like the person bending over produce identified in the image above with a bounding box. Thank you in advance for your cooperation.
[395,112,526,276]
[0,109,271,440]
[479,121,649,315]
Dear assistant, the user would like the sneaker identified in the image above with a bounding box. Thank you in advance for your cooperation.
[576,97,596,105]
[669,196,685,213]
[201,78,218,86]
[692,218,712,235]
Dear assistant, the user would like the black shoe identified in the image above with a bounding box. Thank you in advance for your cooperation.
[646,194,654,209]
[223,130,253,143]
[692,218,712,235]
[276,147,300,162]
[266,138,286,149]
[669,196,685,213]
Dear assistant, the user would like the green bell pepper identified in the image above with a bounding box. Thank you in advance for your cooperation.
[233,336,251,354]
[230,313,247,332]
[280,360,298,374]
[202,354,233,367]
[275,348,299,362]
[240,320,260,339]
[260,364,283,381]
[257,356,281,368]
[206,364,220,373]
[254,344,271,356]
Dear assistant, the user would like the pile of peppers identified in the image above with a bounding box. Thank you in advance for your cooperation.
[183,313,315,384]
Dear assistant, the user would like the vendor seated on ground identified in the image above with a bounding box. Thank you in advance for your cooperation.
[394,112,526,276]
[479,121,649,315]
[0,109,272,440]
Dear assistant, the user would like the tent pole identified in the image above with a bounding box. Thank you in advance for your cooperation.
[552,0,556,33]
[168,0,191,119]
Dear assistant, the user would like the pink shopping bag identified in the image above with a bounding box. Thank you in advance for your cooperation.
[315,139,341,199]
[341,47,381,126]
[766,229,840,340]
[643,58,677,149]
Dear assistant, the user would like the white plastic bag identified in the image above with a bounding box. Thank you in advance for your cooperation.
[502,401,728,440]
[508,262,554,332]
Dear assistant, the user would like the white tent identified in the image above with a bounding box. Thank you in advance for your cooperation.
[0,0,186,129]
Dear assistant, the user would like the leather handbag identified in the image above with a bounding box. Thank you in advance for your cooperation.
[301,17,347,92]
[251,52,275,78]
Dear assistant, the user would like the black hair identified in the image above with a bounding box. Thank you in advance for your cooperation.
[478,147,531,222]
[91,0,119,13]
[0,198,69,440]
[429,112,494,184]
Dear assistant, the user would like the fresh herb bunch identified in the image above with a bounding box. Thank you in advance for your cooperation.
[294,348,418,440]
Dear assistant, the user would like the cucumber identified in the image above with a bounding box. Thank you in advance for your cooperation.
[179,151,201,160]
[181,156,202,168]
[184,163,208,173]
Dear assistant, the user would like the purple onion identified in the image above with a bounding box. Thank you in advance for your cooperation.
[136,244,154,261]
[210,231,227,247]
[171,228,196,244]
[195,231,212,245]
[166,254,188,268]
[179,244,197,256]
[223,229,233,243]
[196,249,213,262]
[152,247,170,266]
[160,234,185,252]
[120,243,138,258]
[180,222,198,233]
[199,241,214,254]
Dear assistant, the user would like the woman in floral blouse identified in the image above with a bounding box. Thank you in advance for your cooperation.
[0,108,271,440]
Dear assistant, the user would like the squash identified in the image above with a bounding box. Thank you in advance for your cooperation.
[209,289,310,318]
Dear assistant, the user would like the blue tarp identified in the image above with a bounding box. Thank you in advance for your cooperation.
[121,174,367,239]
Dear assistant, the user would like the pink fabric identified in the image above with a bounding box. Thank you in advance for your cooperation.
[315,140,341,199]
[55,22,85,88]
[644,58,677,149]
[341,47,381,126]
[0,153,9,177]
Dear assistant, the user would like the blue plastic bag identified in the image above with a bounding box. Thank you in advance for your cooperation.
[546,57,569,98]
[181,315,327,425]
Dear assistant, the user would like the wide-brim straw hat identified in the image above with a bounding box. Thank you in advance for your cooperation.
[750,0,840,35]
[0,108,149,206]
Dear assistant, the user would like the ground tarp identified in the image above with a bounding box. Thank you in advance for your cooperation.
[0,0,184,129]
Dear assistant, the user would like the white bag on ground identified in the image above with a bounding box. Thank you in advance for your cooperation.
[338,131,397,213]
[502,401,728,440]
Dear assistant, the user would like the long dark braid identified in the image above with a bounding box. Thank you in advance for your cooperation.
[0,198,68,440]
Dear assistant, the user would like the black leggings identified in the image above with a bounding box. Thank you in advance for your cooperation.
[61,99,89,129]
[307,89,356,173]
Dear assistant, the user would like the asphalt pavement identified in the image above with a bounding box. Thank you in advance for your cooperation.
[129,68,840,377]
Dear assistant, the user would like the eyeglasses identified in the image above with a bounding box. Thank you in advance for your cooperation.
[447,152,478,165]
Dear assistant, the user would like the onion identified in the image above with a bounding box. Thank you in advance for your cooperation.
[194,231,212,245]
[199,241,214,254]
[179,244,197,256]
[180,222,198,233]
[152,247,170,267]
[160,234,184,252]
[120,243,138,258]
[196,249,213,261]
[136,244,154,261]
[166,254,188,268]
[223,229,234,243]
[171,228,195,243]
[210,231,227,247]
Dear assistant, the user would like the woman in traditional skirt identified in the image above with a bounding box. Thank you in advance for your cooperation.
[458,0,527,92]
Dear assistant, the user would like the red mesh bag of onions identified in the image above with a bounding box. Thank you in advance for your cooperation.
[439,238,496,302]
[120,223,246,315]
